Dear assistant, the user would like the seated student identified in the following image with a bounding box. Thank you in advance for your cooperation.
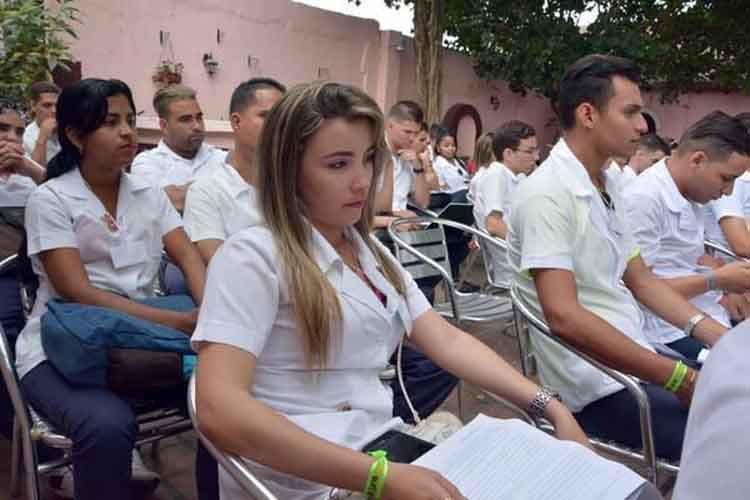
[704,112,750,258]
[623,111,750,359]
[0,99,46,442]
[628,133,671,177]
[22,81,61,167]
[184,78,285,264]
[507,54,736,461]
[131,84,226,212]
[672,321,750,500]
[429,128,470,209]
[15,79,206,500]
[471,121,537,286]
[193,81,588,500]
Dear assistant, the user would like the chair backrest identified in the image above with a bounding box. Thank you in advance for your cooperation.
[390,225,452,281]
[435,202,474,226]
[187,373,278,500]
[508,282,660,478]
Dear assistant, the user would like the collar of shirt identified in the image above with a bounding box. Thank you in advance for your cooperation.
[651,159,690,213]
[155,139,218,169]
[52,167,151,215]
[496,161,524,183]
[548,138,620,199]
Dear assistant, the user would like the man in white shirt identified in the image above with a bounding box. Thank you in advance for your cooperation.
[628,133,671,177]
[377,101,430,215]
[624,111,750,360]
[131,85,225,212]
[704,113,750,257]
[672,321,750,500]
[508,54,735,461]
[22,81,61,167]
[472,120,537,286]
[184,78,285,264]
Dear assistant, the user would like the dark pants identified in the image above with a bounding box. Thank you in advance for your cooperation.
[159,258,189,296]
[666,336,706,362]
[0,273,24,440]
[575,384,688,461]
[390,344,459,424]
[21,362,136,500]
[428,189,469,210]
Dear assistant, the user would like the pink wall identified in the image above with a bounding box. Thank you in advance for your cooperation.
[63,0,750,149]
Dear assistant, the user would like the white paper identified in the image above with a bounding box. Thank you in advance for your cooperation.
[413,414,645,500]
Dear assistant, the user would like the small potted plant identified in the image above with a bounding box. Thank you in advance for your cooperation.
[152,59,184,85]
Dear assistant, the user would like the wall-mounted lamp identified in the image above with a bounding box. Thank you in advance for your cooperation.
[318,67,331,80]
[490,95,500,111]
[203,52,219,76]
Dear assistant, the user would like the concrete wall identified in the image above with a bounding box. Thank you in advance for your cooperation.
[62,0,750,150]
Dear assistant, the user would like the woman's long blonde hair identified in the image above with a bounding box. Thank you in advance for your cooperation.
[256,81,406,369]
[473,132,495,170]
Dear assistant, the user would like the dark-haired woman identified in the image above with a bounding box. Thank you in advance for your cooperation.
[15,79,206,499]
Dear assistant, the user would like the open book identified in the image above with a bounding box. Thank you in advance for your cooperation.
[413,414,648,500]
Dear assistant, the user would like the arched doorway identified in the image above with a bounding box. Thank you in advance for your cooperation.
[442,103,482,160]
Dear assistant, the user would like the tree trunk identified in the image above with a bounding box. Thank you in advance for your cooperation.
[413,0,444,126]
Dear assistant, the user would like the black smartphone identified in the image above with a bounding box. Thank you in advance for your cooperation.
[361,429,436,463]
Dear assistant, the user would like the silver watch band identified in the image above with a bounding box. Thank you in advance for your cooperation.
[529,386,561,419]
[684,313,707,338]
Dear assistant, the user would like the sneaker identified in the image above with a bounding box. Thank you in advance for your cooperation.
[131,448,160,490]
[48,466,74,499]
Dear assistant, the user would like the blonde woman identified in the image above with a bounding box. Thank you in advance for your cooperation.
[193,82,587,500]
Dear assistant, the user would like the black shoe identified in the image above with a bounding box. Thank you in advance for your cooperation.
[457,281,481,293]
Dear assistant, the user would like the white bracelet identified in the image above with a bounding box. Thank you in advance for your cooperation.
[684,313,707,338]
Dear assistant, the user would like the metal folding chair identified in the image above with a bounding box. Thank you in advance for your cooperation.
[705,238,744,261]
[476,227,511,295]
[187,372,278,500]
[0,253,193,499]
[509,283,680,485]
[387,217,513,326]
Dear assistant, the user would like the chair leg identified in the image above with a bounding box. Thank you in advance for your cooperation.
[10,417,21,497]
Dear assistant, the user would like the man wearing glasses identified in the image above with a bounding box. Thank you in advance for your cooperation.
[471,120,538,285]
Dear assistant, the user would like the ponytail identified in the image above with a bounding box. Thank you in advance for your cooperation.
[45,147,80,181]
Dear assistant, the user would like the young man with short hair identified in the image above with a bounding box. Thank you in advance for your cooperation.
[703,112,750,258]
[22,81,61,167]
[183,78,285,264]
[507,54,735,460]
[131,85,226,212]
[624,112,750,360]
[471,120,538,286]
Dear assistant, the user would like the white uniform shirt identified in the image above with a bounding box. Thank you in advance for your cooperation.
[704,172,750,250]
[192,225,431,499]
[183,159,262,242]
[391,152,416,211]
[433,156,469,194]
[15,168,182,378]
[0,174,39,207]
[130,140,226,188]
[507,139,653,412]
[672,320,750,500]
[623,160,730,345]
[471,161,524,286]
[22,121,61,166]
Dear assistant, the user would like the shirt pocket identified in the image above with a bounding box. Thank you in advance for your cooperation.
[71,210,114,265]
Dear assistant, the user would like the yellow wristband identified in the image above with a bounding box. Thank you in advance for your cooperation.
[364,450,389,500]
[664,361,688,392]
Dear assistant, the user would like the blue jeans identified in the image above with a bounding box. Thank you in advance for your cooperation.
[159,258,189,296]
[21,362,136,500]
[574,384,688,462]
[0,273,24,441]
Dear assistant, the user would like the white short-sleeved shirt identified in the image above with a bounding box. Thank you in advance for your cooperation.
[0,173,39,208]
[15,168,182,378]
[391,153,416,211]
[471,161,525,286]
[192,224,431,499]
[623,160,729,345]
[432,156,469,194]
[22,121,61,166]
[704,172,750,250]
[183,160,262,242]
[673,320,750,500]
[507,139,653,412]
[130,140,226,188]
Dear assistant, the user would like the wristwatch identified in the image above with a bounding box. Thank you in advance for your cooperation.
[684,313,707,338]
[528,386,561,419]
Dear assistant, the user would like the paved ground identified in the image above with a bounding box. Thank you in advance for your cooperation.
[0,251,674,499]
